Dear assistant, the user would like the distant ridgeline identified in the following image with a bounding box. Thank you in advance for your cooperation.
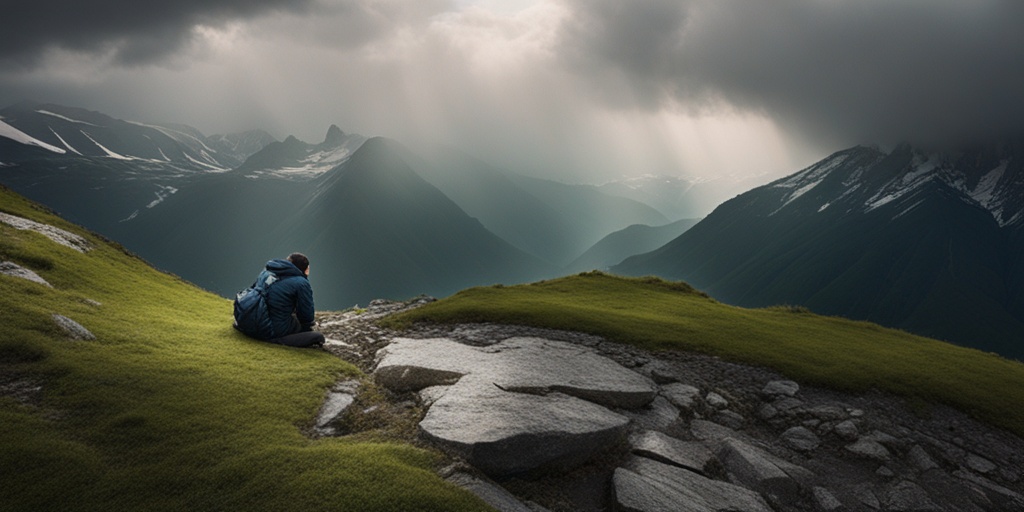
[616,143,1024,360]
[0,102,679,308]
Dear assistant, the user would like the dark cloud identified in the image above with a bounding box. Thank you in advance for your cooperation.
[0,0,314,66]
[560,0,1024,147]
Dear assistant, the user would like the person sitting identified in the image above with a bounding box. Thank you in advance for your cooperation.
[249,252,325,348]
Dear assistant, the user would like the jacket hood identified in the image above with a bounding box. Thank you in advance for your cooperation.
[265,259,306,278]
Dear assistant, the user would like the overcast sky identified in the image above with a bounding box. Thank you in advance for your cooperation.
[2,0,1023,183]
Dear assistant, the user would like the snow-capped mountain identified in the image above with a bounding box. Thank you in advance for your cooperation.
[235,125,367,179]
[767,143,1024,228]
[0,102,242,170]
[615,142,1024,359]
[0,102,282,233]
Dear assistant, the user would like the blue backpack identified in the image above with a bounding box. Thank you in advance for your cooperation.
[233,270,278,340]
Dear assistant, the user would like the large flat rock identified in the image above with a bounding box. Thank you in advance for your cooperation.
[375,337,654,476]
[376,337,657,409]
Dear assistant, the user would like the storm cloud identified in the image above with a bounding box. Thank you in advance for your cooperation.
[559,0,1024,148]
[2,0,1024,182]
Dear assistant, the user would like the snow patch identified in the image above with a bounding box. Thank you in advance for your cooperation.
[892,199,926,221]
[818,202,831,212]
[36,110,100,126]
[120,210,139,222]
[146,185,178,208]
[156,147,171,162]
[184,153,226,171]
[79,131,131,160]
[969,160,1007,208]
[49,128,82,155]
[0,119,66,154]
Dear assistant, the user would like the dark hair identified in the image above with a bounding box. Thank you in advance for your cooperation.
[287,252,309,272]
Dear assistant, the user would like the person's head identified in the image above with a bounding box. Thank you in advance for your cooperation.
[287,252,310,275]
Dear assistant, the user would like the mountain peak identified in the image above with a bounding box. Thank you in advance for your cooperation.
[324,124,345,146]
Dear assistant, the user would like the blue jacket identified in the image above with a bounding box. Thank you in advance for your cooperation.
[261,259,315,338]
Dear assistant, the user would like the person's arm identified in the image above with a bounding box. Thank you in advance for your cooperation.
[295,280,315,330]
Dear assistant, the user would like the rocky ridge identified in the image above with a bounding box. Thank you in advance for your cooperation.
[314,299,1024,512]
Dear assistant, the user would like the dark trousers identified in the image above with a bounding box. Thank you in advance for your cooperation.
[270,315,325,348]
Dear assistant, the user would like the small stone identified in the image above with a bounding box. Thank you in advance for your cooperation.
[758,403,779,420]
[908,445,939,472]
[813,487,844,511]
[849,408,865,418]
[714,410,745,430]
[661,383,700,411]
[876,465,895,478]
[845,439,891,461]
[762,380,800,398]
[706,391,729,409]
[857,486,881,509]
[773,397,804,413]
[623,395,681,431]
[834,420,859,441]
[51,314,96,340]
[966,453,997,474]
[781,426,820,452]
[882,480,941,511]
[806,405,847,421]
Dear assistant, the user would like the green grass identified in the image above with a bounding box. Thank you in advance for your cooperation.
[0,187,489,512]
[386,271,1024,438]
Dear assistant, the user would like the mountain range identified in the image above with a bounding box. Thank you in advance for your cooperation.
[0,102,680,308]
[615,143,1024,359]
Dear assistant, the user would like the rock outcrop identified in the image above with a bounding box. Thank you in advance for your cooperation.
[314,302,1024,512]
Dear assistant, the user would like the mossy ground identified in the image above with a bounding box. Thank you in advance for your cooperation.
[0,186,489,512]
[387,272,1024,439]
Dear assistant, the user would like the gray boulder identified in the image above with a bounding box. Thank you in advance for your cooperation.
[614,457,772,512]
[623,396,681,431]
[419,384,628,476]
[908,445,940,473]
[781,426,820,452]
[715,437,812,506]
[630,430,715,475]
[762,380,799,398]
[313,380,360,435]
[376,336,660,476]
[812,486,844,511]
[833,420,859,441]
[845,438,892,461]
[1,261,52,287]
[660,383,700,411]
[51,314,95,340]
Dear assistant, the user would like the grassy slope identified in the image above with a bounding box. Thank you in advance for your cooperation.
[387,272,1024,438]
[0,186,488,512]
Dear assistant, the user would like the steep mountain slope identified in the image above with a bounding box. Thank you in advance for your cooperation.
[565,218,700,273]
[0,102,268,233]
[0,185,488,511]
[111,137,556,308]
[416,148,670,266]
[615,143,1024,359]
